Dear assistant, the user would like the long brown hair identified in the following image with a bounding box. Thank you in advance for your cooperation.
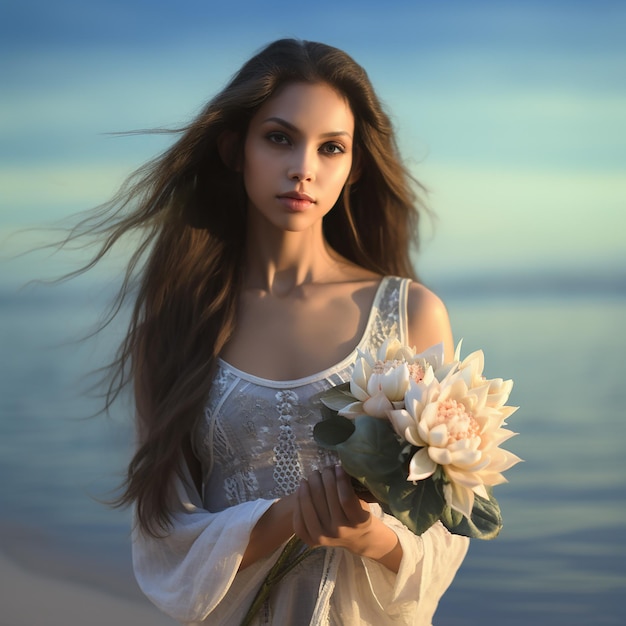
[68,39,425,535]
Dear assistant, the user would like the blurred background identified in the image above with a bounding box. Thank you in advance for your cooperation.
[1,1,625,624]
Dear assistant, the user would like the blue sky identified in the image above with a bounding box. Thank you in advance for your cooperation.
[2,0,625,283]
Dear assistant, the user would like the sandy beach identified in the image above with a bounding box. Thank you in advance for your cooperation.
[0,550,177,626]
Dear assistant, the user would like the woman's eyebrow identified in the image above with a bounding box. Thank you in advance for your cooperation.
[262,116,353,139]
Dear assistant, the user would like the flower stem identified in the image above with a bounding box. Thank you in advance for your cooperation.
[239,535,318,626]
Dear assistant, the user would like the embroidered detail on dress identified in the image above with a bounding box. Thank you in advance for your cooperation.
[206,365,237,414]
[315,446,339,471]
[369,278,401,350]
[211,419,234,466]
[310,548,341,626]
[272,390,304,496]
[224,468,260,505]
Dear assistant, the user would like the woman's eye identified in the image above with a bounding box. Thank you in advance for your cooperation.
[320,142,345,155]
[267,132,290,145]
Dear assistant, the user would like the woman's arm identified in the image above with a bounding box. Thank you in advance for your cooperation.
[238,492,298,570]
[407,282,455,360]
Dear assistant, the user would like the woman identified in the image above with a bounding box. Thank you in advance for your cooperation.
[83,39,468,624]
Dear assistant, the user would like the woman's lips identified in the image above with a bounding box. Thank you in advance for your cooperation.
[277,192,316,212]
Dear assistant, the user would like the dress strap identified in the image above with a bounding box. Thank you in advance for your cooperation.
[363,276,411,351]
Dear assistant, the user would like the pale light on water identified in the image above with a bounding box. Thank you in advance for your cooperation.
[436,291,626,625]
[1,280,624,623]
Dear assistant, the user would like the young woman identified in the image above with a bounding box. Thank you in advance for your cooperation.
[85,39,468,625]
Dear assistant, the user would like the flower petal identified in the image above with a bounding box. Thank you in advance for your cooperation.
[408,448,436,481]
[445,466,483,489]
[362,391,394,418]
[448,437,480,453]
[414,342,445,371]
[381,362,410,401]
[338,401,365,419]
[476,471,508,486]
[388,409,425,446]
[404,380,424,407]
[494,407,516,422]
[444,481,474,519]
[486,448,523,472]
[472,483,489,499]
[428,423,449,447]
[420,402,440,429]
[350,359,370,401]
[396,345,417,361]
[449,448,483,468]
[434,361,459,383]
[480,428,518,450]
[377,337,402,361]
[460,349,485,378]
[428,446,452,465]
[453,339,464,362]
[417,413,432,444]
[367,371,383,396]
[486,389,512,409]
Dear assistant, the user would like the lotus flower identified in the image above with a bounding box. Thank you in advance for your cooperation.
[388,351,521,519]
[453,344,513,409]
[340,338,446,419]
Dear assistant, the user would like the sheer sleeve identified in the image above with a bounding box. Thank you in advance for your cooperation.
[132,467,468,625]
[331,505,469,625]
[131,460,279,624]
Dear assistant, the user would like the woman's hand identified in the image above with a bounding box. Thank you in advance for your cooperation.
[293,465,403,572]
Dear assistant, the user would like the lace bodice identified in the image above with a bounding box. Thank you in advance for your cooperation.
[193,276,410,512]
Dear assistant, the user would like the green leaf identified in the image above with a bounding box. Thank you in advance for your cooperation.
[319,403,338,423]
[313,415,355,450]
[327,417,447,535]
[319,382,354,412]
[335,415,405,480]
[386,473,446,535]
[441,487,503,540]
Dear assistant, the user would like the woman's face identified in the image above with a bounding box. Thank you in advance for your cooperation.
[243,81,355,233]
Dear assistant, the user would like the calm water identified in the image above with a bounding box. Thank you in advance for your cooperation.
[1,278,624,624]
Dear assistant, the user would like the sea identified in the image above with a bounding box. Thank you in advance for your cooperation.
[1,271,625,625]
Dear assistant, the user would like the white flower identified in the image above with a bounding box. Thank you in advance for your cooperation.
[388,354,521,519]
[341,338,443,419]
[454,344,514,408]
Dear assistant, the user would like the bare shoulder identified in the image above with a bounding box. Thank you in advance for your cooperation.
[407,282,454,359]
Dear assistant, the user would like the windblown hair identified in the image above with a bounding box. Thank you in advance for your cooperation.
[72,39,425,535]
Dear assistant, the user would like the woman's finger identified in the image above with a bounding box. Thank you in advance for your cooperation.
[306,469,331,526]
[294,480,320,545]
[317,466,346,532]
[335,465,370,524]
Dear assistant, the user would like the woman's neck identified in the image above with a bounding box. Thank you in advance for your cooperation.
[243,222,341,297]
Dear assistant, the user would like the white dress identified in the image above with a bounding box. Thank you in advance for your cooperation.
[132,276,469,625]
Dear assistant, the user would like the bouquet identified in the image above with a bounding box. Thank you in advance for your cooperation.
[241,338,520,624]
[313,337,521,539]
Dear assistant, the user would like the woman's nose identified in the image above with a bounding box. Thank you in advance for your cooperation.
[287,148,315,182]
